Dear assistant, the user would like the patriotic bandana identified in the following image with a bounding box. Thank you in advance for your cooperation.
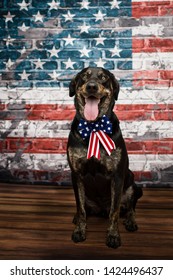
[78,115,116,159]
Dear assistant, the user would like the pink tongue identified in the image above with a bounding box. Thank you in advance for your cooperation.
[84,97,100,121]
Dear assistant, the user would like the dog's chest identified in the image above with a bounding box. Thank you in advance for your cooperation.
[67,145,122,175]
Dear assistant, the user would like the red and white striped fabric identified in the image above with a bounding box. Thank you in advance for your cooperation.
[87,131,116,159]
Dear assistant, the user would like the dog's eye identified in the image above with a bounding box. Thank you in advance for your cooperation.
[81,74,87,81]
[98,72,108,82]
[81,71,91,81]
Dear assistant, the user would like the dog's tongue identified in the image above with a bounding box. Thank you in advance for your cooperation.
[84,97,100,121]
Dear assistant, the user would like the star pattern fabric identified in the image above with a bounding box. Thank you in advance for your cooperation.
[78,115,115,159]
[78,115,113,140]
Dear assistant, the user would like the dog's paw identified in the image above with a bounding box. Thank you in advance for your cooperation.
[106,233,121,249]
[72,228,86,243]
[124,219,138,232]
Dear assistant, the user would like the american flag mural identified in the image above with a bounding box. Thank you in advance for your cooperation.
[0,0,173,186]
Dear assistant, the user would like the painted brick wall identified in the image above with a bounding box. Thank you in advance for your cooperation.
[0,0,173,187]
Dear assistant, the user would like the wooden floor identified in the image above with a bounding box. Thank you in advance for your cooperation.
[0,183,173,260]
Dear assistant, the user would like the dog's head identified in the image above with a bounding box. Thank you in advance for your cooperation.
[69,67,119,121]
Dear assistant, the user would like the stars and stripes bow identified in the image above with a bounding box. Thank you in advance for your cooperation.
[78,115,116,159]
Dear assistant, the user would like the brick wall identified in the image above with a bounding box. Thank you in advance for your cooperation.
[0,0,173,187]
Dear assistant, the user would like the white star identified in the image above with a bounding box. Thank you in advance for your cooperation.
[95,58,106,68]
[48,46,60,58]
[18,70,30,80]
[49,70,60,80]
[95,35,106,46]
[20,46,26,54]
[48,0,60,10]
[3,35,15,47]
[18,22,30,32]
[3,11,15,23]
[111,45,122,57]
[64,34,75,46]
[63,58,75,69]
[93,10,106,22]
[109,0,121,9]
[80,22,90,33]
[79,0,90,9]
[5,58,14,70]
[33,58,44,69]
[63,11,75,22]
[18,0,30,11]
[80,46,90,57]
[34,11,44,22]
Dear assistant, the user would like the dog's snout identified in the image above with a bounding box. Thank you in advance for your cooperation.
[86,81,98,93]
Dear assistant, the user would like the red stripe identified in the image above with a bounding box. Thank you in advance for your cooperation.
[115,104,173,121]
[133,38,173,53]
[0,104,76,120]
[0,104,5,110]
[98,131,115,150]
[133,171,158,182]
[26,104,76,120]
[133,70,173,88]
[0,138,68,154]
[132,1,172,18]
[126,139,173,154]
[1,138,173,154]
[134,70,173,80]
[96,131,112,155]
[133,79,170,88]
[1,104,172,121]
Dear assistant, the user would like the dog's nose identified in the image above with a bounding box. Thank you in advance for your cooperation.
[86,81,98,93]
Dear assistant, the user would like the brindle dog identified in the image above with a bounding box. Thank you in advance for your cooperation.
[67,67,142,248]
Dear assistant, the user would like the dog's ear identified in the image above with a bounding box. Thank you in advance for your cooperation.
[69,75,77,97]
[110,73,120,100]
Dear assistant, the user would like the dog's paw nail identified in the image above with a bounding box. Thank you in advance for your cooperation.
[106,234,121,249]
[72,231,86,243]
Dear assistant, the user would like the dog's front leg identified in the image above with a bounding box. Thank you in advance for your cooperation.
[106,176,123,249]
[71,173,86,243]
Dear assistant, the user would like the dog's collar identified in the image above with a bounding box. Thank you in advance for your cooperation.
[78,115,116,159]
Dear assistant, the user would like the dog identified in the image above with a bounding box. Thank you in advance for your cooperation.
[67,67,143,248]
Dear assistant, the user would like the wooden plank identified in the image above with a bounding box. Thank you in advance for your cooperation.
[0,183,173,260]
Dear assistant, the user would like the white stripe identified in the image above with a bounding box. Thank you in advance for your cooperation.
[96,131,111,155]
[95,136,100,158]
[120,121,173,139]
[132,24,164,37]
[1,120,173,139]
[92,132,97,157]
[117,87,173,104]
[90,132,96,157]
[0,87,72,104]
[1,87,173,105]
[133,52,173,71]
[0,120,71,138]
[1,153,173,172]
[97,131,115,154]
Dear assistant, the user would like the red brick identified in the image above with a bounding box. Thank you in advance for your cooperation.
[147,38,173,48]
[133,5,158,18]
[159,70,173,80]
[132,39,144,50]
[159,4,173,16]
